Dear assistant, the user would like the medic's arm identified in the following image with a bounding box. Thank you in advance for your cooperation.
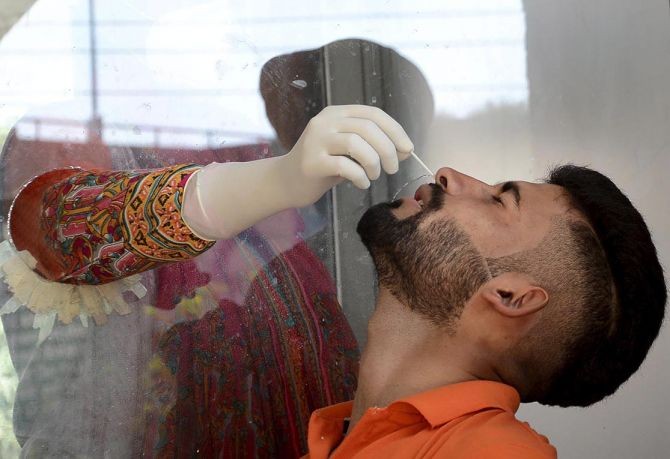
[8,163,215,285]
[7,104,414,286]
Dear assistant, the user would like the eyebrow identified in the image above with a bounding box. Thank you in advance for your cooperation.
[500,181,522,209]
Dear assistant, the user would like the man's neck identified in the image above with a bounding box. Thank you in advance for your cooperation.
[348,287,490,432]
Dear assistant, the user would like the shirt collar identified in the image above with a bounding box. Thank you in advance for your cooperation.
[389,380,521,428]
[307,381,521,456]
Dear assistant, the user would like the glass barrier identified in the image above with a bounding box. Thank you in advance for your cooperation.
[0,1,668,457]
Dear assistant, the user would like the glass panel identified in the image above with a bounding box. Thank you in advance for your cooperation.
[0,1,667,457]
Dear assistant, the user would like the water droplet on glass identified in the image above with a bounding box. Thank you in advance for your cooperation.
[290,79,308,89]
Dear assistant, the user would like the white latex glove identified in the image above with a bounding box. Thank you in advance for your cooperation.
[182,105,414,240]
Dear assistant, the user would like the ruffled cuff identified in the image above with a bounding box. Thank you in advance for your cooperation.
[0,239,147,344]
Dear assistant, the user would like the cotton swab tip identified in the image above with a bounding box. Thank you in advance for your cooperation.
[410,151,433,176]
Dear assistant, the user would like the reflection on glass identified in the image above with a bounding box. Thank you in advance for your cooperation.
[0,0,539,456]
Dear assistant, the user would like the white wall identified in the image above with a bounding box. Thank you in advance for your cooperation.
[520,2,670,458]
[425,1,670,457]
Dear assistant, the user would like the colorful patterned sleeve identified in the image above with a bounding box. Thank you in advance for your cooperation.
[8,164,216,285]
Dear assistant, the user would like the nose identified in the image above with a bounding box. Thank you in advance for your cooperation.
[434,167,491,195]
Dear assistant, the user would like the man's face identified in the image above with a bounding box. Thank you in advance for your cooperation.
[357,167,571,325]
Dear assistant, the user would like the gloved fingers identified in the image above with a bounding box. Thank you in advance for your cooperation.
[335,118,397,175]
[323,105,414,160]
[328,155,371,189]
[328,132,381,181]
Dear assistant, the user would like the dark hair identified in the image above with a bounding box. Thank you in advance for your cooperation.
[536,164,667,406]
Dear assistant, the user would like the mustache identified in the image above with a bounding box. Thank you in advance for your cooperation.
[425,183,444,210]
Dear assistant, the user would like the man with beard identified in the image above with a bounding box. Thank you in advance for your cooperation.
[2,105,665,457]
[304,161,666,457]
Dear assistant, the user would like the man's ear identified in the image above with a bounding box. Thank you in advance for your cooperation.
[480,272,549,318]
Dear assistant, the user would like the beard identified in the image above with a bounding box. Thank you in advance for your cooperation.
[356,184,491,328]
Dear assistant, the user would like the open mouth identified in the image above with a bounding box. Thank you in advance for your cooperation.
[413,184,434,209]
[389,183,436,217]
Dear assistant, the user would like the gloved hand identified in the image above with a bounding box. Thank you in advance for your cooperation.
[182,105,414,240]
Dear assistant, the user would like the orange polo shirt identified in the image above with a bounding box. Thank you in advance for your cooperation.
[304,380,556,458]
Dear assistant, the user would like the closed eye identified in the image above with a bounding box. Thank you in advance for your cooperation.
[493,181,522,209]
[500,181,521,208]
[492,195,504,206]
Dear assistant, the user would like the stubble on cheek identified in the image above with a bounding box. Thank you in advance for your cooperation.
[375,218,493,327]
